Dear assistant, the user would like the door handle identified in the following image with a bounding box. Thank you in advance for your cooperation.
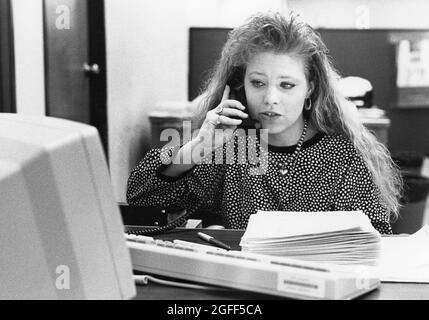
[83,62,101,75]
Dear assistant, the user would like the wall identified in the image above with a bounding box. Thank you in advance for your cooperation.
[105,0,286,202]
[105,0,188,202]
[11,0,45,116]
[288,0,429,29]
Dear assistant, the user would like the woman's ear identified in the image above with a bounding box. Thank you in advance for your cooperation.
[307,81,315,98]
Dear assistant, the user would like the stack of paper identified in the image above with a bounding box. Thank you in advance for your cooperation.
[240,210,381,266]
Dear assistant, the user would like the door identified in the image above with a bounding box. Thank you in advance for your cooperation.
[43,0,107,154]
[0,0,16,113]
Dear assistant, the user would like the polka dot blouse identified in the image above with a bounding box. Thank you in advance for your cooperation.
[126,132,393,234]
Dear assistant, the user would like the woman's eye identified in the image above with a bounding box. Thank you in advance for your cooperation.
[280,82,295,89]
[250,80,264,88]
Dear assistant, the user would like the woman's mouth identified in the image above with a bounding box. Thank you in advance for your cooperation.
[259,112,282,121]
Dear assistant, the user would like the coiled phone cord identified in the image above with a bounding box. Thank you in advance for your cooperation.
[134,274,231,291]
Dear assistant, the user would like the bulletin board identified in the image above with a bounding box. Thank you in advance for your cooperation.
[189,27,429,109]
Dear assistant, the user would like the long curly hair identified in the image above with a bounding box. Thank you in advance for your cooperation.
[194,11,403,221]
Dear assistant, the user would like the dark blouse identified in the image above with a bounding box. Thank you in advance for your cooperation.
[126,133,393,234]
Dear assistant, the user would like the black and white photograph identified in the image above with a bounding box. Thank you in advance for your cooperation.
[1,0,429,311]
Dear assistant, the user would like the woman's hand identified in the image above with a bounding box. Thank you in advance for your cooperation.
[160,86,249,176]
[195,85,249,151]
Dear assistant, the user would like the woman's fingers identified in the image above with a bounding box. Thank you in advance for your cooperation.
[221,86,246,110]
[221,99,246,111]
[218,107,248,119]
[206,114,242,127]
[205,86,248,128]
[222,85,230,101]
[217,115,242,126]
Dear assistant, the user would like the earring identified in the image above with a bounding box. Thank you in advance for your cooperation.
[304,98,312,111]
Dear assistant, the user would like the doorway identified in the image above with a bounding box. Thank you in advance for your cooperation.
[43,0,108,155]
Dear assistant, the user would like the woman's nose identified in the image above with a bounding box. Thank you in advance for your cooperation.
[263,86,279,106]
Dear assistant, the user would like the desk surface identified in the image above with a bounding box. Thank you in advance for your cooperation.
[134,280,429,300]
[125,226,429,300]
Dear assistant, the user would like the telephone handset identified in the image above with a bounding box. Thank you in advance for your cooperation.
[126,70,256,236]
[227,67,257,130]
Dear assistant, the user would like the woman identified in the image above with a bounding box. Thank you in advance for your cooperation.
[127,11,402,234]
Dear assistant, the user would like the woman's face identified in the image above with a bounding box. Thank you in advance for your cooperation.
[244,51,313,145]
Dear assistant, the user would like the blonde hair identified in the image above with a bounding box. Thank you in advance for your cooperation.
[195,11,403,220]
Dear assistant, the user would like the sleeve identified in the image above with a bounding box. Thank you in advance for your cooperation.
[126,145,226,213]
[334,154,393,235]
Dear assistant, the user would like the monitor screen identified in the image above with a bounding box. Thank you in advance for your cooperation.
[0,114,136,299]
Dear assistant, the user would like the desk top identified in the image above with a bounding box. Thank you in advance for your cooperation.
[125,226,429,300]
[134,280,429,300]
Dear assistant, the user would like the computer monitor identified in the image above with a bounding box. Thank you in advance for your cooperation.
[0,114,136,299]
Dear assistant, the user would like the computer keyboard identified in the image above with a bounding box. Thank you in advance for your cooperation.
[124,233,380,300]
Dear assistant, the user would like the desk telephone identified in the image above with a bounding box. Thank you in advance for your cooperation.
[128,67,258,236]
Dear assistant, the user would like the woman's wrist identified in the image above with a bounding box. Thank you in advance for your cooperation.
[160,137,211,177]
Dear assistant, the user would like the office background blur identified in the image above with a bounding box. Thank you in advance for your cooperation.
[1,0,429,230]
